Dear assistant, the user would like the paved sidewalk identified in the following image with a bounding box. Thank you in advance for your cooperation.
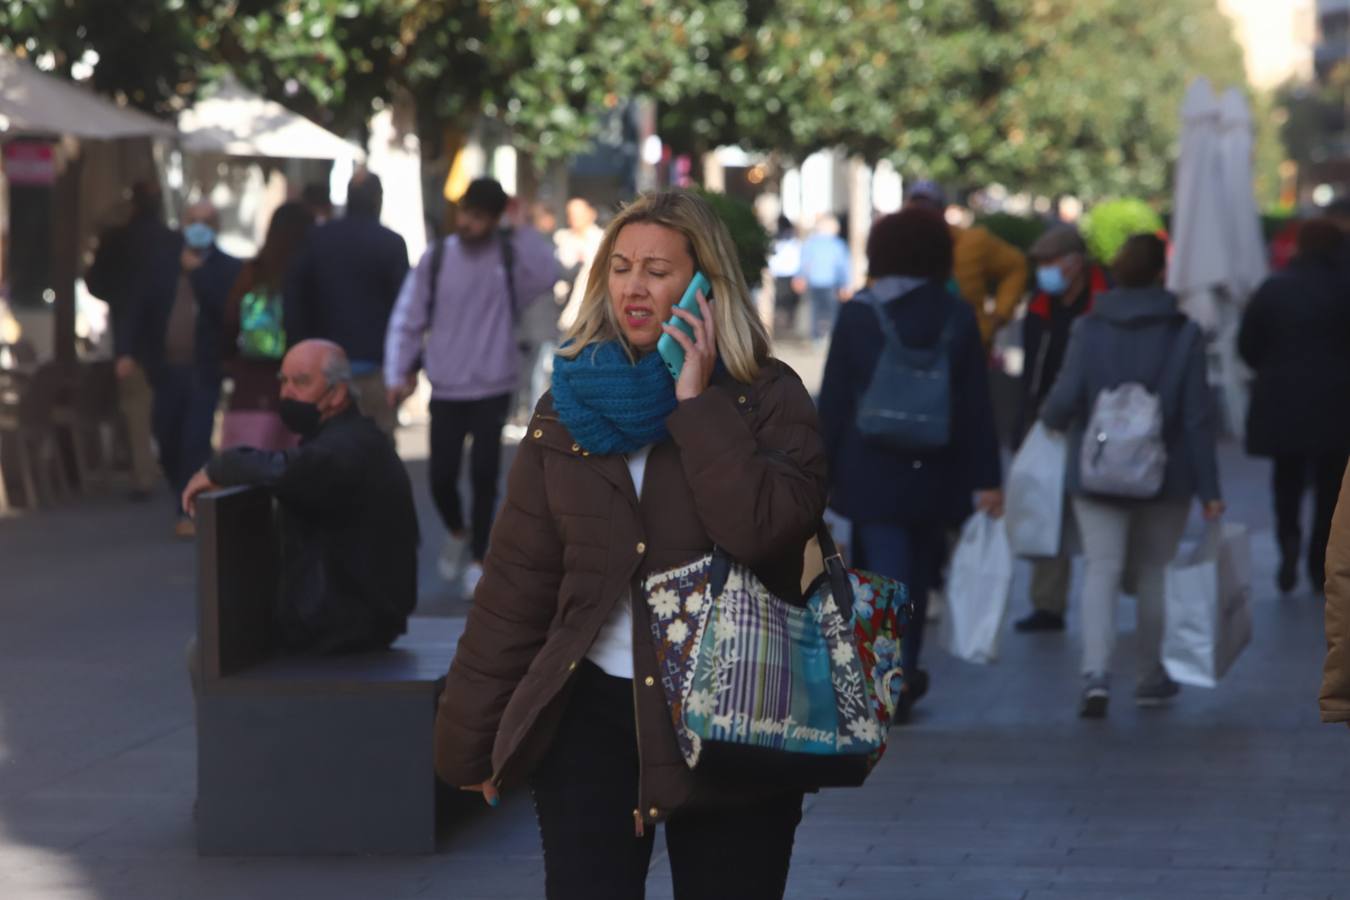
[1,437,1347,899]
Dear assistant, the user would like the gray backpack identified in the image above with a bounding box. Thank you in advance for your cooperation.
[1079,323,1190,499]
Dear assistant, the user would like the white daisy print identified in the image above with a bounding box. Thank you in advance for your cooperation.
[713,617,738,643]
[831,641,856,666]
[686,689,714,716]
[667,618,690,645]
[649,588,680,620]
[684,592,705,615]
[848,716,880,744]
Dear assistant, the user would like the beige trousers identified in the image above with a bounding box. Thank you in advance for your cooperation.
[117,367,158,492]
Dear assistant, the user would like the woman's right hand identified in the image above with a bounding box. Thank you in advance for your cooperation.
[460,781,500,808]
[1202,500,1226,521]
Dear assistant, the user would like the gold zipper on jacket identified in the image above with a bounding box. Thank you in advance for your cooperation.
[631,666,646,838]
[627,574,649,838]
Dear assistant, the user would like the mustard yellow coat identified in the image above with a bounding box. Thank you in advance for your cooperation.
[951,225,1028,348]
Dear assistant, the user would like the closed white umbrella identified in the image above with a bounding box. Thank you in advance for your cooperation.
[1215,87,1268,302]
[1167,78,1227,331]
[1166,77,1267,438]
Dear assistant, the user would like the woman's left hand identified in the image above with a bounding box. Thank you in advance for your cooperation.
[663,289,717,402]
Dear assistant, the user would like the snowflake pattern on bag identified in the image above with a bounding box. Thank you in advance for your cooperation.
[643,556,908,770]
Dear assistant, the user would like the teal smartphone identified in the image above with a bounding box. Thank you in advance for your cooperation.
[656,271,712,381]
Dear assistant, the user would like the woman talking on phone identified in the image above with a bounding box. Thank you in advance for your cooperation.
[433,190,828,899]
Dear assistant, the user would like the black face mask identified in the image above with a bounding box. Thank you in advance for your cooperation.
[279,398,323,437]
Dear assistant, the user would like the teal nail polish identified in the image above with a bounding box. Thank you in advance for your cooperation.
[489,795,500,808]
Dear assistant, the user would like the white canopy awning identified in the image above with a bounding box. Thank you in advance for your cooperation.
[0,50,175,140]
[179,77,362,161]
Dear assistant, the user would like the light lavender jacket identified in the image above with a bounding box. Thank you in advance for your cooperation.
[384,228,559,401]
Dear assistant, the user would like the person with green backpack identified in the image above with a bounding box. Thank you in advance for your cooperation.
[221,201,314,450]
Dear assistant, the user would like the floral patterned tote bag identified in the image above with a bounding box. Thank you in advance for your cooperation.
[643,526,911,788]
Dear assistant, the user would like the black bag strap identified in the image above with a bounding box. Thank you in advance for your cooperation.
[499,226,520,326]
[425,227,519,326]
[708,522,856,619]
[426,234,447,321]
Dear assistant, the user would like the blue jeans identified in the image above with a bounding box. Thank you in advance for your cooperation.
[853,523,944,680]
[152,366,221,508]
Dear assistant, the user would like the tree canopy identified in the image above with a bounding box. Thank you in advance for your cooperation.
[1,0,1261,204]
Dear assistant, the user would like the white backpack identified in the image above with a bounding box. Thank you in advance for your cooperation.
[1079,325,1188,500]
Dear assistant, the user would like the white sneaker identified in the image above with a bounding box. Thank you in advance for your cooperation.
[462,562,484,597]
[438,534,468,583]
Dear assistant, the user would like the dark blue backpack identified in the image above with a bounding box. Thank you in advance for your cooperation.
[854,292,954,452]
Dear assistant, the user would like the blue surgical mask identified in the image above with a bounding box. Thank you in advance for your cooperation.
[183,222,216,250]
[1036,264,1068,296]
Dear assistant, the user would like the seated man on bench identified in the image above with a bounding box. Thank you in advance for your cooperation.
[183,339,418,653]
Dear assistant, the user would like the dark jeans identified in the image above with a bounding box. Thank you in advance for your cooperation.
[854,522,943,679]
[151,366,220,508]
[773,277,800,336]
[807,286,839,340]
[1273,452,1349,586]
[429,394,512,561]
[530,662,803,900]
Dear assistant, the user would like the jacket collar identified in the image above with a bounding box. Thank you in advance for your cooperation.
[1091,287,1181,325]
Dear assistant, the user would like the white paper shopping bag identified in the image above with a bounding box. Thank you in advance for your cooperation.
[1005,423,1067,558]
[1162,523,1253,688]
[941,513,1014,664]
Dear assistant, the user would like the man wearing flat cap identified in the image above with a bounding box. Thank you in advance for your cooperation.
[1014,224,1110,634]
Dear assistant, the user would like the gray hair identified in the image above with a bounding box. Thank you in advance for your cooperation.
[320,353,355,396]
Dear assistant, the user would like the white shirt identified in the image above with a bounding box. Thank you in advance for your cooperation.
[584,445,652,679]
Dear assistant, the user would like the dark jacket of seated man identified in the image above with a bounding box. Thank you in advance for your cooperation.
[188,340,419,654]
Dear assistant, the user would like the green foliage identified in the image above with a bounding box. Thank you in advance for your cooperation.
[974,212,1047,253]
[0,0,1262,209]
[1081,198,1166,264]
[693,188,770,283]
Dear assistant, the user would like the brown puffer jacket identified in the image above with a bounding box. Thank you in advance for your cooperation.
[433,359,828,829]
[1321,462,1350,723]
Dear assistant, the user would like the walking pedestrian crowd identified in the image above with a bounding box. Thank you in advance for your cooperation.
[60,165,1350,899]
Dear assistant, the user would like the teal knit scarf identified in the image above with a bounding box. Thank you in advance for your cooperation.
[551,342,677,455]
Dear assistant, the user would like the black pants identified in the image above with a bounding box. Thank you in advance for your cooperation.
[1273,452,1349,586]
[428,394,511,561]
[530,662,803,900]
[151,366,220,509]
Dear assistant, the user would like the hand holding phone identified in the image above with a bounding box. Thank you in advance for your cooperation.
[656,272,711,381]
[658,272,717,401]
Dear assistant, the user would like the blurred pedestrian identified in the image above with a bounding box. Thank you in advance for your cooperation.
[220,201,314,451]
[555,197,605,331]
[1014,223,1108,633]
[1238,218,1350,595]
[794,213,851,343]
[114,198,242,537]
[300,182,334,225]
[287,169,409,435]
[817,207,1003,723]
[433,188,824,899]
[1040,234,1222,718]
[905,181,1028,349]
[768,214,803,337]
[384,177,557,594]
[86,181,161,500]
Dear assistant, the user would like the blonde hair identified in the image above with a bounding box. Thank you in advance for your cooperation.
[557,190,771,383]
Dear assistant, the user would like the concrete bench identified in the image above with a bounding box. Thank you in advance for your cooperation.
[194,485,460,856]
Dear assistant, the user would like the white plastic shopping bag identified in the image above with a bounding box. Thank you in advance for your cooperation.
[1162,523,1253,687]
[941,512,1014,664]
[1005,423,1067,558]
